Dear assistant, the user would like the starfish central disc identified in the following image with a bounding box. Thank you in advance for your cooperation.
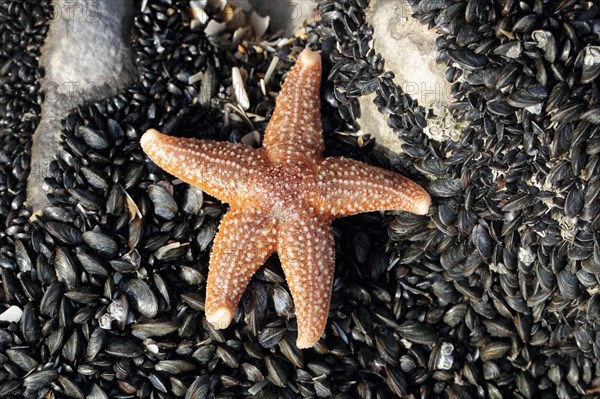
[250,162,318,214]
[140,48,431,348]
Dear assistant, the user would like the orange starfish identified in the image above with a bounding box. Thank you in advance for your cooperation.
[140,48,431,348]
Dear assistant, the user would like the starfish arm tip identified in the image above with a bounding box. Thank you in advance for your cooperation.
[140,128,160,152]
[206,307,233,330]
[298,47,320,67]
[414,193,432,215]
[296,336,318,349]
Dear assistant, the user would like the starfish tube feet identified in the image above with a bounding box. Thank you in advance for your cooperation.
[277,210,335,348]
[140,129,266,207]
[204,208,277,329]
[316,157,431,218]
[263,48,324,161]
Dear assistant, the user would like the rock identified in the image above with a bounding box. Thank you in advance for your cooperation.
[360,0,461,159]
[27,0,136,213]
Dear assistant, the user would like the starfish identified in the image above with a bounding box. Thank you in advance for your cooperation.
[140,48,431,348]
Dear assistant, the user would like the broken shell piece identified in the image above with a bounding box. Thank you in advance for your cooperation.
[260,79,266,96]
[154,242,188,261]
[241,130,261,147]
[0,305,23,322]
[250,10,269,39]
[188,71,203,85]
[189,1,209,28]
[204,19,226,36]
[532,30,556,63]
[232,27,250,46]
[232,67,250,110]
[435,342,455,370]
[276,38,292,48]
[124,189,142,221]
[581,45,600,84]
[583,46,600,65]
[190,18,205,31]
[263,56,279,85]
[525,103,543,115]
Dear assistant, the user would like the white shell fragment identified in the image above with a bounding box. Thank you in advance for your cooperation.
[124,190,142,221]
[241,130,261,147]
[153,241,188,261]
[250,10,270,39]
[248,380,268,395]
[583,45,600,66]
[525,103,543,115]
[232,27,250,46]
[436,342,455,370]
[145,343,160,354]
[188,71,203,85]
[190,1,209,25]
[232,67,250,110]
[276,38,292,48]
[204,20,227,37]
[0,305,23,323]
[533,31,556,62]
[260,78,266,96]
[263,56,279,85]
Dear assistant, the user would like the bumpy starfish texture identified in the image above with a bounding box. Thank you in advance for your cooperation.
[140,48,431,348]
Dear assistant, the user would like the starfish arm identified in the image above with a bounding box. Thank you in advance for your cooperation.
[205,207,278,329]
[140,129,266,206]
[277,210,335,348]
[263,48,324,162]
[315,157,431,218]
